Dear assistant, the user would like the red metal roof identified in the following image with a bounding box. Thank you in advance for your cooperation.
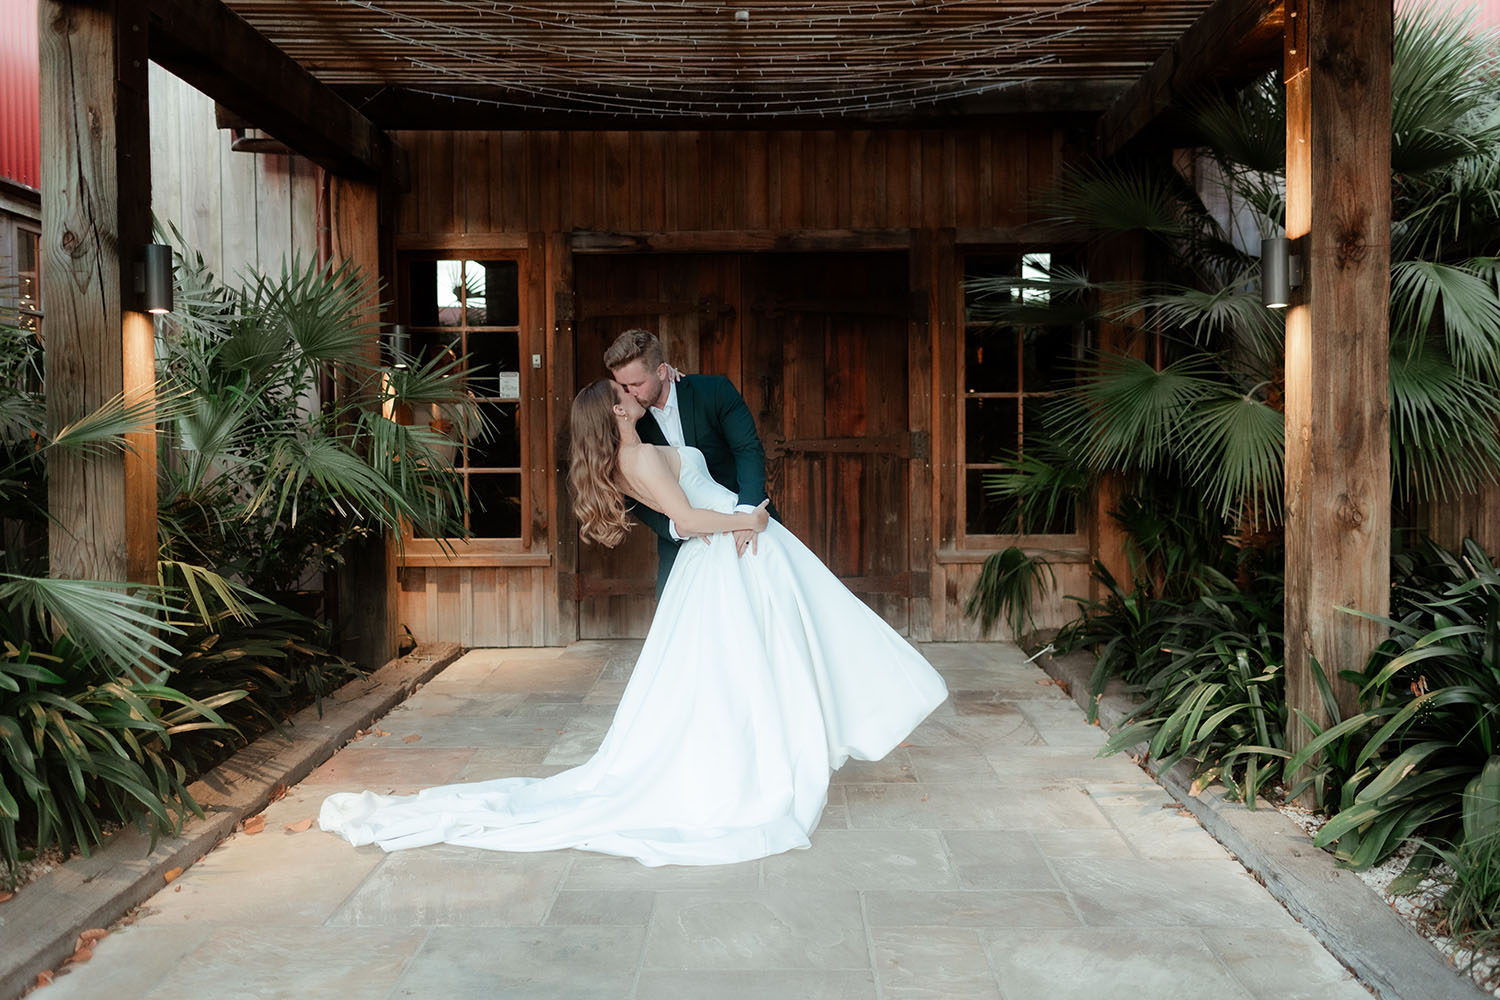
[0,0,39,190]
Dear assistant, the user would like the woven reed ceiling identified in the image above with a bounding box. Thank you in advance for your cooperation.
[220,0,1226,122]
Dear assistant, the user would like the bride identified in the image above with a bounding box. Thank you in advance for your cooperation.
[318,378,949,866]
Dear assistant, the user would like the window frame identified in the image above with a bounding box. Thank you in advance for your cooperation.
[956,245,1090,553]
[396,249,538,562]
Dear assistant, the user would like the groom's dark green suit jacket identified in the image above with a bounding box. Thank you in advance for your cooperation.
[628,374,779,598]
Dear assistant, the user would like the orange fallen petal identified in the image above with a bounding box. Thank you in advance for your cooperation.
[285,817,314,833]
[1036,678,1053,686]
[269,784,288,802]
[163,867,184,884]
[0,891,13,904]
[402,734,422,743]
[65,946,93,965]
[242,815,266,835]
[35,971,53,987]
[78,929,108,947]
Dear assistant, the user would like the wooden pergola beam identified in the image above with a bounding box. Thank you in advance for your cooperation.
[144,0,405,183]
[1283,0,1392,763]
[1096,0,1284,156]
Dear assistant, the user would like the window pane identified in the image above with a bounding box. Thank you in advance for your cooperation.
[410,328,462,368]
[966,469,1020,535]
[963,254,1020,322]
[467,260,519,327]
[965,325,1019,394]
[468,330,520,397]
[965,397,1018,464]
[19,230,39,311]
[469,473,522,538]
[1020,397,1048,458]
[1021,326,1075,392]
[469,403,521,469]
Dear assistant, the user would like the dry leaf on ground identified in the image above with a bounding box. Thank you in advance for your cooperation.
[402,734,421,743]
[242,815,266,835]
[35,971,53,987]
[0,891,13,904]
[163,867,184,884]
[285,818,314,833]
[269,784,288,803]
[1036,678,1054,686]
[65,946,93,965]
[374,728,391,737]
[78,929,108,947]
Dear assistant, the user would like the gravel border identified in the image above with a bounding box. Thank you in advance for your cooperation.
[0,641,463,1000]
[1035,646,1490,1000]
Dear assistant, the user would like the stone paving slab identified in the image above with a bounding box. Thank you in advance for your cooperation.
[27,641,1372,1000]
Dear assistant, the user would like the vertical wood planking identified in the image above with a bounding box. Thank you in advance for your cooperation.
[908,230,936,640]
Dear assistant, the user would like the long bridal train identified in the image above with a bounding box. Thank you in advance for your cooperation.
[319,446,949,866]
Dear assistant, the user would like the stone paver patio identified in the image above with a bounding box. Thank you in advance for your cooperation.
[36,641,1369,999]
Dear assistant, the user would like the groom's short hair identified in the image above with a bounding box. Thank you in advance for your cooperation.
[605,329,667,372]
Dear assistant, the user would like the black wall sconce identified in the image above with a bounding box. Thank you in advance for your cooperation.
[1261,236,1303,309]
[382,324,411,369]
[137,243,174,314]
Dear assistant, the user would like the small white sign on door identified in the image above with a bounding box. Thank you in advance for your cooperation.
[496,372,521,399]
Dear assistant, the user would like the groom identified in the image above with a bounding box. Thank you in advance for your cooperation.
[604,329,778,599]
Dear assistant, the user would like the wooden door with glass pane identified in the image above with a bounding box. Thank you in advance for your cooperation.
[401,255,527,545]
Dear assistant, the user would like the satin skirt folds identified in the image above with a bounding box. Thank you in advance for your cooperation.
[319,520,949,866]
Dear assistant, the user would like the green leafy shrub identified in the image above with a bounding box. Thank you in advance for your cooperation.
[1288,539,1500,869]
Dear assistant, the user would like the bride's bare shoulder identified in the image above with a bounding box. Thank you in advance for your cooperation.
[619,443,679,479]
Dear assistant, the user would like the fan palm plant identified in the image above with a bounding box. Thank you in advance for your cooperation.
[156,239,484,596]
[970,4,1500,548]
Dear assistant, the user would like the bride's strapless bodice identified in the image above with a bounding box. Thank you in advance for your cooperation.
[674,446,739,514]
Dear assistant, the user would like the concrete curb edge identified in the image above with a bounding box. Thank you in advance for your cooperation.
[0,641,464,1000]
[1034,646,1489,1000]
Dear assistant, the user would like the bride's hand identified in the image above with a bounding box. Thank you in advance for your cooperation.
[752,499,770,532]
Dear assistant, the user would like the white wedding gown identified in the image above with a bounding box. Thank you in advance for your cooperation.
[319,446,949,866]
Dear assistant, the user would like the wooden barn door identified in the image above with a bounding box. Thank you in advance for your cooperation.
[570,250,911,637]
[742,253,913,632]
[572,254,740,638]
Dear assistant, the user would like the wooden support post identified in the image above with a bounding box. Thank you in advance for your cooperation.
[1086,233,1146,597]
[1283,0,1392,770]
[329,176,398,669]
[40,0,158,585]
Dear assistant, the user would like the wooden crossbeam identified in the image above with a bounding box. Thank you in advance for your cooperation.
[1095,0,1285,156]
[145,0,405,183]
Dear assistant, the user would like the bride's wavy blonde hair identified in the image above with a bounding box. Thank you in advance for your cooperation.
[569,379,633,547]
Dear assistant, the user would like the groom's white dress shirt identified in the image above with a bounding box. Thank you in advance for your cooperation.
[650,379,756,543]
[650,381,685,448]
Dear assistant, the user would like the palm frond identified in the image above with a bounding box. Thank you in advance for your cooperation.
[1389,349,1500,501]
[1045,160,1199,240]
[1187,76,1285,174]
[1180,388,1285,526]
[1390,260,1500,378]
[244,255,382,366]
[1130,278,1284,361]
[1391,3,1500,175]
[48,393,162,458]
[0,575,183,674]
[1047,353,1225,473]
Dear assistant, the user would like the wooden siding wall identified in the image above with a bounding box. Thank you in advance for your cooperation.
[391,125,1092,647]
[149,65,318,282]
